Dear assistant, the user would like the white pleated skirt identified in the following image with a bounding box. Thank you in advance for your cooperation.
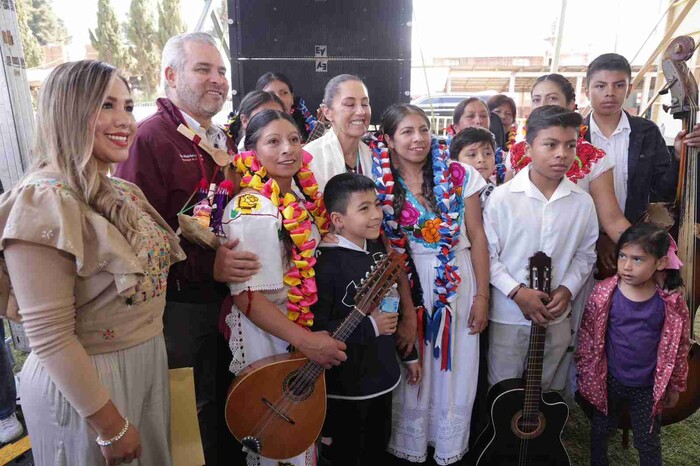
[20,335,171,466]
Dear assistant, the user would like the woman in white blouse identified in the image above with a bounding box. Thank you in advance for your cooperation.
[305,74,373,191]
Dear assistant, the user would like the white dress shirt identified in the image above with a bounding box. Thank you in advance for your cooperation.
[483,165,599,326]
[180,110,229,149]
[589,111,631,211]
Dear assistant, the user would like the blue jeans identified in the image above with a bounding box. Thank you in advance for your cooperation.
[0,324,17,419]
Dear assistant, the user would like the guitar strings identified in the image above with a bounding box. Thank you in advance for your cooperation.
[519,264,548,465]
[248,265,399,447]
[247,259,392,439]
[249,308,367,443]
[252,268,399,440]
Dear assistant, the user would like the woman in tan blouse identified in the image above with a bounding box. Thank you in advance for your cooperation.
[0,61,184,465]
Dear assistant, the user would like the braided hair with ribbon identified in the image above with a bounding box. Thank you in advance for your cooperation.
[372,104,466,370]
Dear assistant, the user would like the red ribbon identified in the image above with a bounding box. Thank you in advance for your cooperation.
[441,311,451,371]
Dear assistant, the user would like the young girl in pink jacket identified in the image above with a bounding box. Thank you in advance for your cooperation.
[575,223,690,466]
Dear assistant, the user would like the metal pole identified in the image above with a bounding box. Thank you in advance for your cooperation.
[550,0,568,73]
[194,0,215,32]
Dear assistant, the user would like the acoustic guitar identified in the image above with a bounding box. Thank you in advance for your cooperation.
[470,252,571,466]
[224,252,403,460]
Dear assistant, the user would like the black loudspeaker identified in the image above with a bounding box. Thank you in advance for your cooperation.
[227,0,412,124]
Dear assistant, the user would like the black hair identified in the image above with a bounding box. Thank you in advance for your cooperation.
[525,105,582,145]
[243,109,311,263]
[324,173,377,215]
[587,53,632,84]
[452,97,489,125]
[486,94,517,120]
[228,90,284,144]
[532,73,576,105]
[243,108,298,151]
[256,72,315,141]
[617,223,683,291]
[255,71,294,94]
[380,103,437,216]
[449,127,496,161]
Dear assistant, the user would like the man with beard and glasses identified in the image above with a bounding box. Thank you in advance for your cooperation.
[115,32,260,465]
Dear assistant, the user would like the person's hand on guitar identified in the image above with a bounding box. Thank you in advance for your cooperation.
[673,122,700,156]
[371,308,399,335]
[406,361,422,385]
[546,286,572,318]
[512,285,553,326]
[297,331,347,369]
[662,390,680,409]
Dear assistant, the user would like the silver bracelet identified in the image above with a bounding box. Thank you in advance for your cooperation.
[95,418,129,447]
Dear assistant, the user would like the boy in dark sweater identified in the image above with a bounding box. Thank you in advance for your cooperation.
[313,173,421,466]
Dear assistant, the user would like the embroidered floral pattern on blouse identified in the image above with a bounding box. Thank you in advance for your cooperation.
[397,184,465,249]
[112,180,173,305]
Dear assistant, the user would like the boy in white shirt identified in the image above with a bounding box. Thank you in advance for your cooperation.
[483,105,599,391]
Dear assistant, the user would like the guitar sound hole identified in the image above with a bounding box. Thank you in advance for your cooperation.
[511,410,547,440]
[282,370,315,401]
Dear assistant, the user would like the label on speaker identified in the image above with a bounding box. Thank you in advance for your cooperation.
[314,45,327,57]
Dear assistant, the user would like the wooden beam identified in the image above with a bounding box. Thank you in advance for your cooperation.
[631,0,698,91]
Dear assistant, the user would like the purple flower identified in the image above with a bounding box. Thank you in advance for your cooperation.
[399,202,421,226]
[449,162,466,188]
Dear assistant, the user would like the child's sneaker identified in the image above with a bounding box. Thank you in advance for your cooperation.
[0,413,23,443]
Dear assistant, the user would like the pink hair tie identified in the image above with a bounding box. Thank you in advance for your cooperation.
[665,236,684,270]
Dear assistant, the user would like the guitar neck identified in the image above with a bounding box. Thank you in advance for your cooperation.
[523,324,546,423]
[296,253,402,383]
[297,308,367,382]
[522,252,552,426]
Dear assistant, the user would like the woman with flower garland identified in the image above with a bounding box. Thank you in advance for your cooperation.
[256,71,319,143]
[506,73,631,399]
[222,109,347,466]
[225,90,284,151]
[373,104,489,464]
[306,74,374,192]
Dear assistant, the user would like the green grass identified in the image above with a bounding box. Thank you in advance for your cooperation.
[563,404,700,465]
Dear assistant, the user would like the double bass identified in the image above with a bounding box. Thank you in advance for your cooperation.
[579,35,700,443]
[641,35,700,426]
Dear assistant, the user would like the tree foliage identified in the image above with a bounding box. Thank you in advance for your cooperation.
[25,0,70,45]
[156,0,186,51]
[16,0,43,68]
[89,0,131,71]
[126,0,160,97]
